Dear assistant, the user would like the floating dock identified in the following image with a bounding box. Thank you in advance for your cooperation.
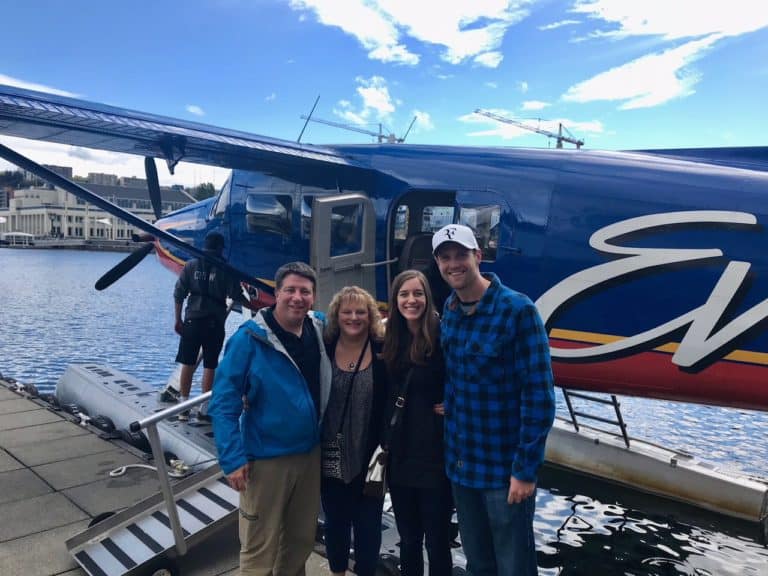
[0,377,331,576]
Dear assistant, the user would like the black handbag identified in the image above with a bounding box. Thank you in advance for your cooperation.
[363,367,413,498]
[321,340,369,480]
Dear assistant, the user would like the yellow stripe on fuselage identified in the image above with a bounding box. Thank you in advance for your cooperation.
[549,328,768,366]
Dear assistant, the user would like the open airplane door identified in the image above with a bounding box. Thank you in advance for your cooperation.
[310,193,376,311]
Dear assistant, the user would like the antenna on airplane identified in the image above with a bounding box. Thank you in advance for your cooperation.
[298,114,412,143]
[474,108,584,149]
[297,94,320,143]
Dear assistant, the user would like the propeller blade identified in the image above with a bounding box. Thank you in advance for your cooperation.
[144,157,163,220]
[95,243,154,291]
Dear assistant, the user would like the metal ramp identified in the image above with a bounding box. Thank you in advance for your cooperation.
[66,464,238,576]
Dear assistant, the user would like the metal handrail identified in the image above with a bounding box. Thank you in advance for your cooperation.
[128,391,213,556]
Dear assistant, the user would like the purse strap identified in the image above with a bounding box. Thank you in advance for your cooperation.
[383,366,414,450]
[333,338,370,436]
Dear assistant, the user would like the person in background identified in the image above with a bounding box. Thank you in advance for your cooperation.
[171,231,244,420]
[432,224,555,576]
[320,286,388,576]
[208,261,331,575]
[381,269,453,575]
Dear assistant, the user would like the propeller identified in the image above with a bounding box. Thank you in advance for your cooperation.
[95,242,155,291]
[144,157,163,220]
[94,158,163,290]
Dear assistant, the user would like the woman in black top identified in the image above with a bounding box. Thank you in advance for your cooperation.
[321,286,388,576]
[382,270,453,575]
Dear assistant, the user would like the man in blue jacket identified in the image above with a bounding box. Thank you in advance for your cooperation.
[209,261,331,576]
[433,224,555,576]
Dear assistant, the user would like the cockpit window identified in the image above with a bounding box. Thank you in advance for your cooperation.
[421,206,454,232]
[213,177,231,219]
[459,205,500,261]
[246,194,292,237]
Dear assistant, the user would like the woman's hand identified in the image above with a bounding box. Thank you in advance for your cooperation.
[433,403,445,416]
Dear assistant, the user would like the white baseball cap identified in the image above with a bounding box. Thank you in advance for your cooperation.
[432,224,479,254]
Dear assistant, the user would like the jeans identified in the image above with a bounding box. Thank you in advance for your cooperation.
[389,478,453,576]
[452,482,538,576]
[321,473,384,576]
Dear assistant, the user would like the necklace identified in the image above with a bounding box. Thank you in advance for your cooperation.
[339,339,368,371]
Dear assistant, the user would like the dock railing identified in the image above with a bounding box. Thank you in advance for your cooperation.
[128,391,212,557]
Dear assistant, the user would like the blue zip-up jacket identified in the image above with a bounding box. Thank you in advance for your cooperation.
[209,309,332,475]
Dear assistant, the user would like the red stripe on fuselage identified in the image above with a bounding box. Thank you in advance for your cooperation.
[551,338,768,411]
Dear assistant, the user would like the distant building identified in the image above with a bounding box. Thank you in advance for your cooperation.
[0,175,195,239]
[87,172,119,186]
[121,176,147,188]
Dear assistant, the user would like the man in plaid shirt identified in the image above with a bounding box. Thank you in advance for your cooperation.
[432,224,555,576]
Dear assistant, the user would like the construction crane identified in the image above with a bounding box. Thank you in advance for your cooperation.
[474,108,584,149]
[299,115,416,143]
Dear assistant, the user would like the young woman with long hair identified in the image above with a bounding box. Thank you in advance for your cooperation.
[382,270,453,575]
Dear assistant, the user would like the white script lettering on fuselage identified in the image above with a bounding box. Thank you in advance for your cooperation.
[535,211,768,368]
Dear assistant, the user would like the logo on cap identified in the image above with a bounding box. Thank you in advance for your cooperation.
[444,227,456,239]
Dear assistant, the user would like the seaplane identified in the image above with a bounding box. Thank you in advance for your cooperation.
[1,83,767,574]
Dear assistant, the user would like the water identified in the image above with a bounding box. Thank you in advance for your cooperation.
[1,249,767,574]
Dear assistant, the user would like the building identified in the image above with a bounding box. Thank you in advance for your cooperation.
[0,173,196,240]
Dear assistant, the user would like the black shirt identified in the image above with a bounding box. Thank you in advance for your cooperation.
[264,307,322,420]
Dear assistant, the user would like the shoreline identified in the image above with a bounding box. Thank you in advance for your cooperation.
[0,238,135,253]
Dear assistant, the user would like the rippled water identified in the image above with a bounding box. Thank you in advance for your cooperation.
[1,249,767,574]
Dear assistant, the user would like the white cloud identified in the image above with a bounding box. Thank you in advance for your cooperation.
[572,0,768,41]
[562,2,768,109]
[289,0,419,65]
[265,93,277,102]
[334,76,397,125]
[412,110,434,132]
[485,81,498,89]
[289,0,534,68]
[522,100,549,111]
[473,51,503,68]
[518,81,529,93]
[0,74,78,97]
[186,104,205,116]
[539,19,580,31]
[562,35,718,109]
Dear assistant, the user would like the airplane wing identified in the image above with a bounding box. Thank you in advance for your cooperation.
[0,84,364,172]
[633,146,768,173]
[0,84,373,294]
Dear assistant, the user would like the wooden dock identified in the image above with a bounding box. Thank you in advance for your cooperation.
[0,379,330,576]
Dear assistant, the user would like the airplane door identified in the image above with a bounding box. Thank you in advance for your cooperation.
[310,194,376,311]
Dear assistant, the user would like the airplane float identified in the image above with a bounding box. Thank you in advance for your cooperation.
[1,84,767,532]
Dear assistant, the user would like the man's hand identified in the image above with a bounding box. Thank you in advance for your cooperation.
[227,465,250,492]
[507,476,535,504]
[433,403,445,416]
[174,319,183,336]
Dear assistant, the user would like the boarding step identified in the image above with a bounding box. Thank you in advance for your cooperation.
[66,465,238,576]
[561,389,630,448]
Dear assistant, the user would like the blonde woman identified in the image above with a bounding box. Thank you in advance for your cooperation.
[321,286,388,576]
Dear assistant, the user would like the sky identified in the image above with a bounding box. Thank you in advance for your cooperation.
[1,0,767,188]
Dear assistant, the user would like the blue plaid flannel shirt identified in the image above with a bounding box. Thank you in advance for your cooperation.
[441,273,555,488]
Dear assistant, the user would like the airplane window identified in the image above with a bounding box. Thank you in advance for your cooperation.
[330,204,362,256]
[421,206,454,232]
[460,205,501,261]
[213,177,232,219]
[301,195,314,239]
[246,194,292,237]
[393,205,409,240]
